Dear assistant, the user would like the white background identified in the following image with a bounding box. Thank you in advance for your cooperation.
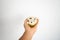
[0,0,60,40]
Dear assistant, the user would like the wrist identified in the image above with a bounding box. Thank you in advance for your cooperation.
[25,31,34,36]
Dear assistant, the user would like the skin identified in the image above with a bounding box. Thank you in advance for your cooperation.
[19,19,39,40]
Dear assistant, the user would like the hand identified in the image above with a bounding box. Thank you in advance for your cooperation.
[19,18,39,40]
[24,19,39,34]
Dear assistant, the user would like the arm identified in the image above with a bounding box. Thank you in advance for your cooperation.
[19,31,34,40]
[19,19,39,40]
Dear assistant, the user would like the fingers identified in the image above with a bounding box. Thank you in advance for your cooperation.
[24,19,28,26]
[36,19,39,25]
[24,19,30,27]
[24,19,27,25]
[24,18,39,28]
[33,19,39,28]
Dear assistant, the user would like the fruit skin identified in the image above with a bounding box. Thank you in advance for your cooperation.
[27,17,37,27]
[28,23,36,27]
